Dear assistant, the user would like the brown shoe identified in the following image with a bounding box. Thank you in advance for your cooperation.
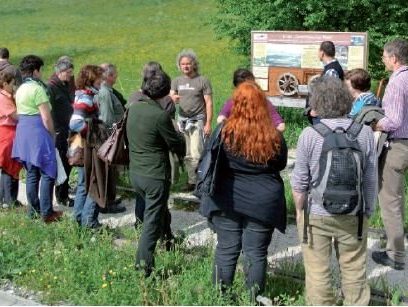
[43,211,63,224]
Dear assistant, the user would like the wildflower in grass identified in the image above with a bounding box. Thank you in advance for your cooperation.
[102,283,108,288]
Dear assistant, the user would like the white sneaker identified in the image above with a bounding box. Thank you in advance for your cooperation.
[2,203,9,209]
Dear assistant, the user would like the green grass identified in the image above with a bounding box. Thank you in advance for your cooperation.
[1,0,407,304]
[0,209,304,305]
[0,0,246,117]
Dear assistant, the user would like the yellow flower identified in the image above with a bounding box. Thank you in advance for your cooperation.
[102,283,108,288]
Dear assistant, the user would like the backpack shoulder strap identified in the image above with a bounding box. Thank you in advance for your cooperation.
[312,122,332,137]
[346,121,363,138]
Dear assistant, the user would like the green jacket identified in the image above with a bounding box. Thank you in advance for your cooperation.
[127,97,185,180]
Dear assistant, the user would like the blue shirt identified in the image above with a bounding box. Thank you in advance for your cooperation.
[349,92,380,118]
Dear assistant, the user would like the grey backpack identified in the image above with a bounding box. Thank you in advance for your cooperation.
[303,121,365,243]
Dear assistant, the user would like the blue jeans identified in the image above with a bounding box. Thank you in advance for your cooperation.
[73,167,99,228]
[212,211,274,297]
[25,163,54,218]
[0,171,19,206]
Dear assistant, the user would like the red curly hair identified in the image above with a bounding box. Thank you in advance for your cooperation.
[222,81,281,164]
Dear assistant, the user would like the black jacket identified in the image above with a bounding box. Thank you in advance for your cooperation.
[200,131,288,232]
[322,60,344,80]
[48,75,74,148]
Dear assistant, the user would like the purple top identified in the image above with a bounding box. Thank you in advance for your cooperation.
[377,65,408,138]
[219,98,284,126]
[12,115,57,178]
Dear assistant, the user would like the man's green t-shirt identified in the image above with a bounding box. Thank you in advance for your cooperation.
[16,80,51,115]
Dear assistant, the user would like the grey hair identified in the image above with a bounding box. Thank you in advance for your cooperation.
[384,39,408,65]
[309,76,353,118]
[100,63,117,78]
[176,49,199,73]
[54,55,74,73]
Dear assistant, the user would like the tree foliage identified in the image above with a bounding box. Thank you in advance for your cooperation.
[213,0,408,78]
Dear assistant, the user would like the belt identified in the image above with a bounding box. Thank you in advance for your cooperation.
[389,138,408,141]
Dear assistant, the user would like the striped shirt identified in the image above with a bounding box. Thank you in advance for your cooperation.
[69,88,99,135]
[290,118,378,216]
[377,65,408,138]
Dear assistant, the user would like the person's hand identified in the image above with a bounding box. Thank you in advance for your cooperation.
[204,122,212,137]
[170,94,181,103]
[310,109,318,117]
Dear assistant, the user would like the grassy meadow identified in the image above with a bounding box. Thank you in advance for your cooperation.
[0,0,406,305]
[1,0,307,147]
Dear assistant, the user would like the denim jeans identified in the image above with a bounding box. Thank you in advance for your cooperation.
[73,167,99,228]
[25,163,54,218]
[0,171,19,206]
[212,211,274,297]
[130,173,172,275]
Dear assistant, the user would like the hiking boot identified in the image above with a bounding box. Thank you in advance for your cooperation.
[372,251,405,271]
[43,211,63,224]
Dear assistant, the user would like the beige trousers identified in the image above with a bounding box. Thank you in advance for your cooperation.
[183,120,204,185]
[378,139,408,263]
[298,214,370,305]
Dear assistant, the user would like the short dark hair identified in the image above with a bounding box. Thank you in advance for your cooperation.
[345,68,371,92]
[141,69,171,100]
[320,41,336,57]
[0,65,18,88]
[384,39,408,65]
[142,61,163,78]
[310,76,353,118]
[0,48,9,60]
[233,68,255,87]
[19,55,44,77]
[76,65,104,89]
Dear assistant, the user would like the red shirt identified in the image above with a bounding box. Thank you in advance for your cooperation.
[0,89,17,126]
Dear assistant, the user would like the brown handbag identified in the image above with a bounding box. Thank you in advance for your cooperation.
[97,109,129,165]
[67,133,85,166]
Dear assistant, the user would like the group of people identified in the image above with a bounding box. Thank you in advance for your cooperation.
[0,37,407,305]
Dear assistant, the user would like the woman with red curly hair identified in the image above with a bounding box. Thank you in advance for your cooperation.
[200,81,287,299]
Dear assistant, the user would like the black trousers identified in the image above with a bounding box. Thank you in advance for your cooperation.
[130,173,172,274]
[55,132,72,202]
